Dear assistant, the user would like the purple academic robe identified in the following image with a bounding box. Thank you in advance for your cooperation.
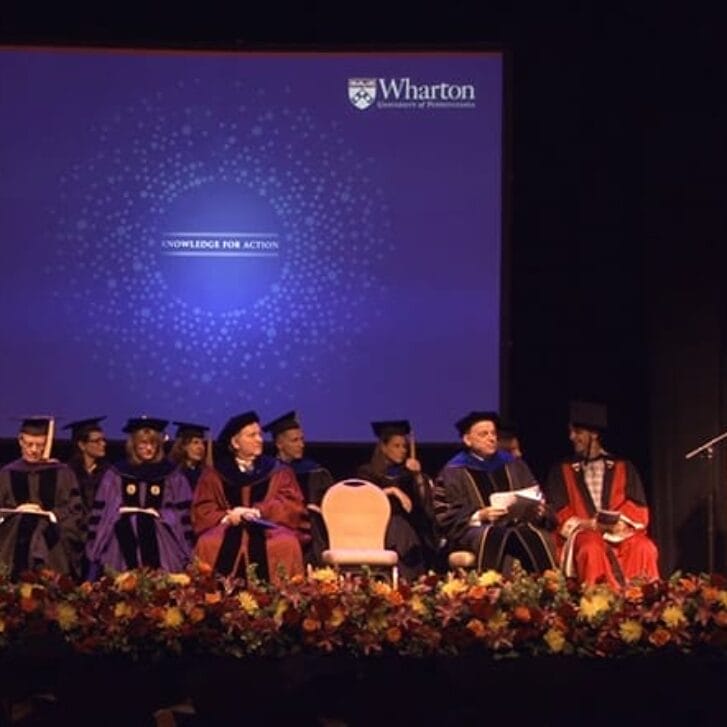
[86,459,193,574]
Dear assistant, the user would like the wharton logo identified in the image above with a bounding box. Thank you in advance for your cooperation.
[348,78,377,110]
[348,77,476,110]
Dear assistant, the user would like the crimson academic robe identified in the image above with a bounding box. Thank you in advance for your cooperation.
[192,456,308,585]
[285,457,333,567]
[545,456,659,588]
[0,459,85,579]
[434,451,556,573]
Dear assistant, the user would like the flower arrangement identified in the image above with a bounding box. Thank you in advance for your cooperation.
[0,564,725,660]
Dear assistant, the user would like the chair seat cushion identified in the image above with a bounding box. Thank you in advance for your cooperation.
[448,550,476,568]
[322,549,399,566]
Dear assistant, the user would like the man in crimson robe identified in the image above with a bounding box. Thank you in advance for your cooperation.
[262,410,332,567]
[192,411,308,584]
[545,401,660,589]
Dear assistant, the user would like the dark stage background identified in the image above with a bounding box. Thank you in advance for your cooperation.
[2,4,726,575]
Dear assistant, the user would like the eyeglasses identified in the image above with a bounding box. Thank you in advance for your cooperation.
[86,436,107,444]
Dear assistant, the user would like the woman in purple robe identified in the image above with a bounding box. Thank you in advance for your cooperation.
[86,417,193,576]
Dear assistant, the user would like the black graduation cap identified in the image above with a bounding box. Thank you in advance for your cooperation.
[121,417,169,434]
[172,421,210,439]
[217,411,260,445]
[262,411,301,437]
[455,411,500,436]
[371,420,411,440]
[18,416,55,436]
[569,401,608,432]
[63,416,107,442]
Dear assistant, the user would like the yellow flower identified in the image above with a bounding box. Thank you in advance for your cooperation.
[328,607,345,628]
[718,591,727,609]
[114,572,138,592]
[56,603,78,631]
[114,602,134,619]
[579,593,611,621]
[487,611,509,631]
[372,581,392,597]
[477,570,502,587]
[309,567,338,582]
[274,600,289,625]
[543,628,566,653]
[163,607,184,629]
[410,595,428,616]
[19,583,35,600]
[0,618,5,634]
[238,592,259,615]
[662,604,686,629]
[367,613,387,632]
[619,619,643,643]
[168,573,191,586]
[441,577,468,598]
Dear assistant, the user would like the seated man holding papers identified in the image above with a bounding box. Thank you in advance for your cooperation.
[434,411,556,573]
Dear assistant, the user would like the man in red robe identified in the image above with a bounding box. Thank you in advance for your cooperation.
[192,411,308,584]
[545,402,659,589]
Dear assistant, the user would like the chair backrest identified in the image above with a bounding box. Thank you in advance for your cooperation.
[320,479,391,550]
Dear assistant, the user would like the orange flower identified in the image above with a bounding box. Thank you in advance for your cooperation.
[319,580,339,596]
[114,572,138,592]
[714,611,727,627]
[386,627,402,643]
[649,628,671,647]
[677,577,698,595]
[623,585,644,603]
[466,618,486,638]
[387,590,405,607]
[79,581,93,595]
[20,597,38,613]
[189,607,206,624]
[701,586,720,604]
[196,560,213,575]
[204,591,222,605]
[467,585,487,600]
[302,618,321,633]
[513,606,532,623]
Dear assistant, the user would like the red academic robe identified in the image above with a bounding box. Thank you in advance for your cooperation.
[192,457,308,585]
[546,457,659,589]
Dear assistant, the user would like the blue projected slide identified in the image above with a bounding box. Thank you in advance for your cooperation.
[0,48,503,442]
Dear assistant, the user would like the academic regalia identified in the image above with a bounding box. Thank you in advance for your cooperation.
[0,459,85,579]
[545,456,660,588]
[434,450,556,573]
[67,456,110,513]
[285,457,333,566]
[179,463,204,492]
[192,455,308,585]
[356,462,437,581]
[86,460,193,575]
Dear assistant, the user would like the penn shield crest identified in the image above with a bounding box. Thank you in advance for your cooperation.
[348,78,377,110]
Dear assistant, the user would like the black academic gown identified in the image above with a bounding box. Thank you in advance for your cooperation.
[0,459,85,579]
[434,450,556,573]
[356,461,437,581]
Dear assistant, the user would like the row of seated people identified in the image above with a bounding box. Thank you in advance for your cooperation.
[0,403,659,589]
